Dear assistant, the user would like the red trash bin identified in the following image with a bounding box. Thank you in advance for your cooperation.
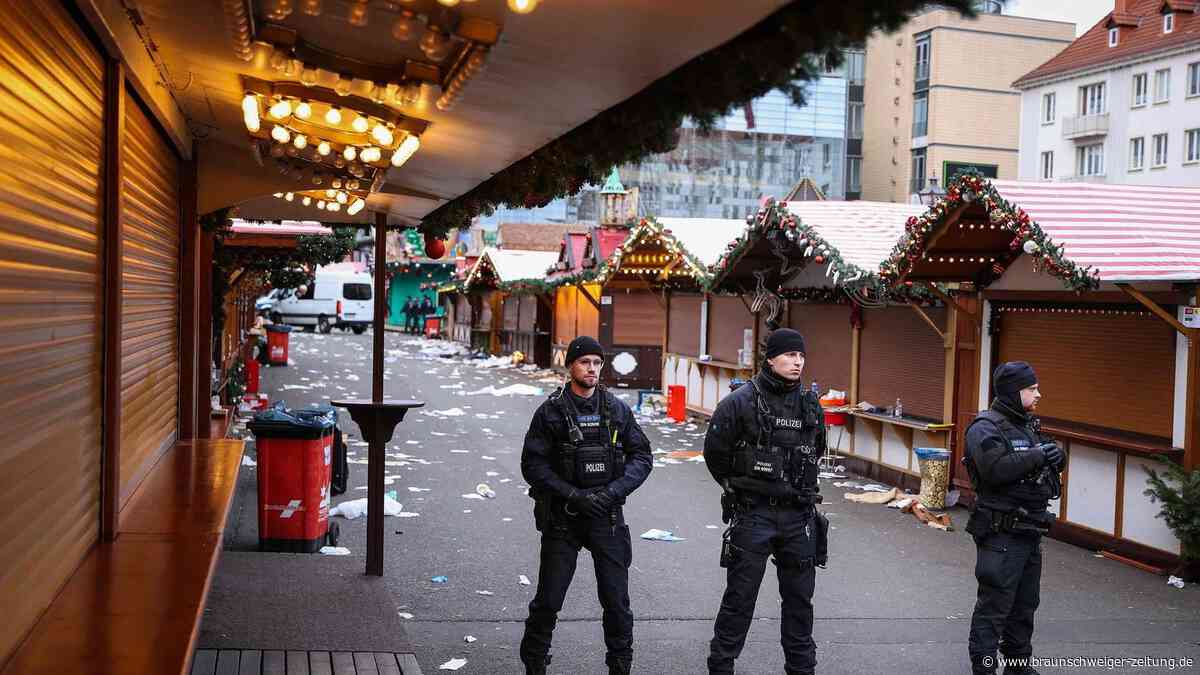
[248,406,335,553]
[667,385,686,423]
[266,324,293,366]
[245,355,261,394]
[423,315,442,338]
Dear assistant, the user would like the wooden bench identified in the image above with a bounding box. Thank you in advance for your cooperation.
[2,439,246,675]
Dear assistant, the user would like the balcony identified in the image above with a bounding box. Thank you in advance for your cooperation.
[1062,113,1110,140]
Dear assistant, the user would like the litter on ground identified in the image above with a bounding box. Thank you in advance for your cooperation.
[329,496,404,519]
[641,529,686,542]
[318,546,351,556]
[439,658,467,671]
[431,576,449,584]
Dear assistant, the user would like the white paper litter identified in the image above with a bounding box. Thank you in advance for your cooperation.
[424,407,467,417]
[242,456,257,467]
[475,590,494,596]
[329,496,404,519]
[462,493,485,500]
[439,658,468,671]
[519,575,531,585]
[1168,576,1186,589]
[398,612,414,619]
[464,635,477,643]
[319,546,351,556]
[408,487,431,492]
[640,528,686,542]
[466,384,544,397]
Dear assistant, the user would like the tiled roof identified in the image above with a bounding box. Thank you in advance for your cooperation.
[497,223,589,252]
[782,201,929,271]
[1015,0,1200,87]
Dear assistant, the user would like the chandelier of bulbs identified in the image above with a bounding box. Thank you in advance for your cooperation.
[273,189,368,216]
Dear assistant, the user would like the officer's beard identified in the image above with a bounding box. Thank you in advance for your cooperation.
[568,373,598,397]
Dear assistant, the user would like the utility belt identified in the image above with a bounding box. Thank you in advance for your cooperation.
[737,491,823,508]
[970,505,1055,537]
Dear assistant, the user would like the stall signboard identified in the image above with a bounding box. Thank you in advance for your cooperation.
[1183,306,1200,328]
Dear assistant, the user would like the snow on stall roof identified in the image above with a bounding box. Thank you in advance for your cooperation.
[655,218,749,267]
[782,201,927,271]
[482,248,560,283]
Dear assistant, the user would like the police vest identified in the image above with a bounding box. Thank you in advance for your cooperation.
[735,380,821,494]
[552,387,625,490]
[965,410,1055,509]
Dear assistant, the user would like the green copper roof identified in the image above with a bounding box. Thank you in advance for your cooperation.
[599,167,626,195]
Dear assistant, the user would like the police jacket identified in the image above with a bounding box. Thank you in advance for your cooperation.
[964,397,1056,512]
[703,368,826,499]
[521,385,653,503]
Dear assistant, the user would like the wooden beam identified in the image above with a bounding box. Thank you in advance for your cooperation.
[908,302,946,341]
[179,149,199,441]
[577,283,601,311]
[984,289,1187,305]
[101,58,125,542]
[921,282,978,323]
[1187,333,1200,472]
[1116,283,1191,336]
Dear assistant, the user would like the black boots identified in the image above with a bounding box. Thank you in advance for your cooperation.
[523,654,549,675]
[607,658,632,675]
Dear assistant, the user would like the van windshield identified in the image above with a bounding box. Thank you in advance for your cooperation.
[343,283,372,301]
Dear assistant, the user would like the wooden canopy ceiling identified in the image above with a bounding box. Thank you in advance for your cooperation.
[894,202,1021,288]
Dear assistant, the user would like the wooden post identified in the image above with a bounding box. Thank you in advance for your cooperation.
[179,151,199,440]
[101,59,125,542]
[1187,331,1200,472]
[196,229,214,438]
[942,304,958,425]
[368,213,388,576]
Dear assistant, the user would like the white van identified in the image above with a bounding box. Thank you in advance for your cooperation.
[269,266,374,334]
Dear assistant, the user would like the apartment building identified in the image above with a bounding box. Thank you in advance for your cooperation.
[861,4,1075,202]
[1015,0,1200,185]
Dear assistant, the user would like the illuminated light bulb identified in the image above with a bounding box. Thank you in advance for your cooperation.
[269,98,292,119]
[273,192,284,198]
[507,0,539,14]
[284,192,294,202]
[400,81,421,106]
[336,191,349,204]
[343,146,357,161]
[316,141,331,156]
[419,28,452,61]
[294,100,312,120]
[391,133,421,167]
[347,0,368,27]
[392,11,418,41]
[317,200,326,210]
[334,74,352,97]
[347,198,365,215]
[271,125,291,143]
[300,65,318,86]
[438,0,460,6]
[351,114,370,133]
[371,123,394,146]
[326,189,337,199]
[333,157,346,168]
[328,202,341,212]
[269,48,288,72]
[325,105,343,125]
[361,146,382,163]
[347,179,360,190]
[302,196,312,206]
[311,172,324,186]
[292,133,307,149]
[301,0,322,16]
[241,94,260,132]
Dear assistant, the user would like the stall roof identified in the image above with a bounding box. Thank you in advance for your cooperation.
[783,201,927,272]
[991,181,1200,282]
[656,218,750,267]
[466,247,559,287]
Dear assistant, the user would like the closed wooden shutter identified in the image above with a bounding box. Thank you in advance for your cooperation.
[120,92,180,505]
[519,294,538,332]
[668,293,703,356]
[0,2,105,664]
[788,303,853,393]
[578,284,599,339]
[554,286,575,344]
[612,290,664,345]
[858,305,947,421]
[708,296,754,364]
[502,294,519,330]
[995,305,1175,438]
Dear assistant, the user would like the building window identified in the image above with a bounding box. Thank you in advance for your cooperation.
[846,50,865,85]
[1164,12,1175,34]
[1187,129,1200,164]
[1129,136,1144,170]
[1154,68,1171,103]
[847,157,862,192]
[911,148,927,195]
[1076,143,1104,176]
[1153,133,1169,167]
[848,101,864,139]
[913,92,929,137]
[1040,151,1053,179]
[1079,82,1106,116]
[1108,27,1119,47]
[1188,62,1200,97]
[1132,73,1148,107]
[914,36,930,82]
[1042,92,1056,123]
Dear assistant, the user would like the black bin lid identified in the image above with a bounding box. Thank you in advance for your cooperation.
[248,402,335,440]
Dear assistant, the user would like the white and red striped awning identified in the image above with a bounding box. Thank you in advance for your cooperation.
[992,181,1200,283]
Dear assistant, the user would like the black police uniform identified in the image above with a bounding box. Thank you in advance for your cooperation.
[519,384,653,674]
[964,396,1060,675]
[703,368,829,675]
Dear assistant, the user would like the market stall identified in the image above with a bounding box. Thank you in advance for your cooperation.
[880,172,1200,569]
[463,248,558,357]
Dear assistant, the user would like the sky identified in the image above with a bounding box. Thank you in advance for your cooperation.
[1005,0,1113,36]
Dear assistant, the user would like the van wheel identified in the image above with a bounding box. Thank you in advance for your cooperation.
[318,316,333,334]
[352,325,366,335]
[270,312,282,324]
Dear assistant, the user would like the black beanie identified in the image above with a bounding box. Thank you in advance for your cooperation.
[993,361,1038,396]
[566,336,604,365]
[765,328,807,360]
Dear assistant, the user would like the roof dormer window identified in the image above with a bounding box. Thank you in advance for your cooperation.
[1109,27,1119,47]
[1164,12,1175,34]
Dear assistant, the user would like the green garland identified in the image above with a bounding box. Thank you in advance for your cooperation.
[417,0,976,236]
[878,170,1101,292]
[224,354,247,403]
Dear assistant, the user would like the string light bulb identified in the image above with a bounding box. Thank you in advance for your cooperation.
[300,65,318,86]
[302,196,312,206]
[301,0,322,16]
[335,74,353,97]
[343,146,357,161]
[326,188,337,199]
[317,200,326,210]
[391,133,421,167]
[328,202,342,212]
[347,0,368,27]
[316,141,331,156]
[292,133,307,150]
[351,114,370,133]
[360,146,382,163]
[268,98,292,119]
[371,123,394,146]
[294,100,312,120]
[284,192,294,201]
[507,0,539,14]
[241,94,260,132]
[271,125,291,143]
[438,0,461,6]
[336,191,349,204]
[347,198,365,215]
[325,105,343,125]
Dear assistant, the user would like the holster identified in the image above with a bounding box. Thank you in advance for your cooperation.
[813,510,829,568]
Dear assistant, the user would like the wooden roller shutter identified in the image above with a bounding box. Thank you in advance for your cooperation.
[995,305,1175,439]
[578,285,599,340]
[0,2,105,664]
[668,293,702,356]
[456,295,472,326]
[502,294,519,330]
[120,91,180,505]
[708,296,754,364]
[788,303,853,394]
[519,294,538,332]
[554,287,575,344]
[858,305,947,421]
[613,290,664,345]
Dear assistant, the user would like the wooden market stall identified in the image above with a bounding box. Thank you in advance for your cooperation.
[463,248,559,359]
[549,227,623,375]
[879,173,1200,569]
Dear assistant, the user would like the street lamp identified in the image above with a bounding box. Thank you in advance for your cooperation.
[918,175,946,206]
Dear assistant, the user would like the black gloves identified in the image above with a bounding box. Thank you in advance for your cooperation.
[1042,442,1065,471]
[565,487,615,519]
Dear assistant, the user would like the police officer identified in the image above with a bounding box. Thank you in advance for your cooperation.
[703,328,829,675]
[402,296,417,334]
[965,361,1064,675]
[519,336,653,675]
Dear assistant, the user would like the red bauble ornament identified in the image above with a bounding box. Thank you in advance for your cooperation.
[813,255,825,264]
[423,233,447,259]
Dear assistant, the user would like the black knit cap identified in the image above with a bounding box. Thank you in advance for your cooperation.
[993,361,1038,396]
[565,335,604,365]
[765,328,807,360]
